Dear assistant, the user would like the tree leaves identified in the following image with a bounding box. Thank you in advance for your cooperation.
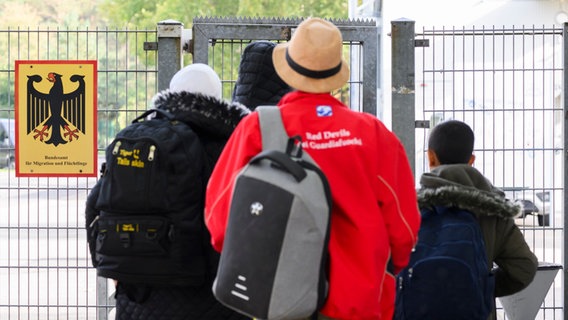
[101,0,349,28]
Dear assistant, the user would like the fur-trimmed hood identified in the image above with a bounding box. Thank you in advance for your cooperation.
[418,164,521,219]
[152,89,251,139]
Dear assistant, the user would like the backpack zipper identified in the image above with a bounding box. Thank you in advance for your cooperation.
[112,141,122,155]
[148,145,156,161]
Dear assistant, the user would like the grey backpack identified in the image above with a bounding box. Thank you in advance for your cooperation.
[212,106,332,320]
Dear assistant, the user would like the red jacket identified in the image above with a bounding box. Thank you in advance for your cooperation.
[205,91,421,320]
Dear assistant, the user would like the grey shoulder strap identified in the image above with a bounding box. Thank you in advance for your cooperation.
[256,105,316,164]
[257,106,288,151]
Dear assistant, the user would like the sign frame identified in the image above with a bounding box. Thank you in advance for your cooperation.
[15,60,98,177]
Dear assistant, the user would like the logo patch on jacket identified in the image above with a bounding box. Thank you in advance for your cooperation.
[316,105,332,117]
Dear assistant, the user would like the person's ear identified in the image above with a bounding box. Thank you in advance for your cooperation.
[427,149,440,169]
[468,154,476,166]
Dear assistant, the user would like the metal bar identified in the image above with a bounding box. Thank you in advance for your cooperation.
[390,18,416,175]
[157,20,183,91]
[563,21,568,320]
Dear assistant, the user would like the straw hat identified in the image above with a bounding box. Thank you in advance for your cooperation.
[272,17,349,93]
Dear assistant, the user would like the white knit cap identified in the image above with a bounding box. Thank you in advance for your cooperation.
[169,63,222,99]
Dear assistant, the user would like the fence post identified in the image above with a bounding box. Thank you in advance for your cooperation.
[96,276,111,320]
[562,21,568,317]
[390,18,416,176]
[157,20,184,91]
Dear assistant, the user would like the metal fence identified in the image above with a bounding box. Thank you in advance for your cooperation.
[191,17,380,116]
[0,17,379,319]
[0,27,159,320]
[392,20,565,319]
[0,17,565,319]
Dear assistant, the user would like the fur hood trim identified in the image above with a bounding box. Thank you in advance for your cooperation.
[418,185,521,219]
[152,89,251,138]
[418,164,521,219]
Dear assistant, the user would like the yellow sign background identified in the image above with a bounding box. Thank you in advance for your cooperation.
[15,60,98,177]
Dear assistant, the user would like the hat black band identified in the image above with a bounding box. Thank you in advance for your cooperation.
[286,48,341,79]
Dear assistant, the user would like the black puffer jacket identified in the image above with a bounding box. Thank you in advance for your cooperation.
[85,90,251,320]
[232,41,292,109]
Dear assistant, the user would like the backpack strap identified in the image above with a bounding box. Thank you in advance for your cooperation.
[132,108,175,123]
[257,106,288,151]
[257,106,316,164]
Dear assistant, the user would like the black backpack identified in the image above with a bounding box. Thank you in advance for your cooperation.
[90,108,209,286]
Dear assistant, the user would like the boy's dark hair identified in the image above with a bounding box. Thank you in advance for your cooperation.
[428,120,474,164]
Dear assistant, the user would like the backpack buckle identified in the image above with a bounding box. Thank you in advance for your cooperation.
[146,230,157,240]
[286,136,303,159]
[119,233,131,248]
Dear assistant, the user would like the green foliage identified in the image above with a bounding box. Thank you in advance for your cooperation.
[0,0,107,28]
[0,0,350,148]
[235,0,348,19]
[100,0,349,28]
[98,0,159,28]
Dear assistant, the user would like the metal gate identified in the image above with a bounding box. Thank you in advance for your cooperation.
[190,17,380,116]
[391,20,565,319]
[1,18,564,319]
[0,17,381,319]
